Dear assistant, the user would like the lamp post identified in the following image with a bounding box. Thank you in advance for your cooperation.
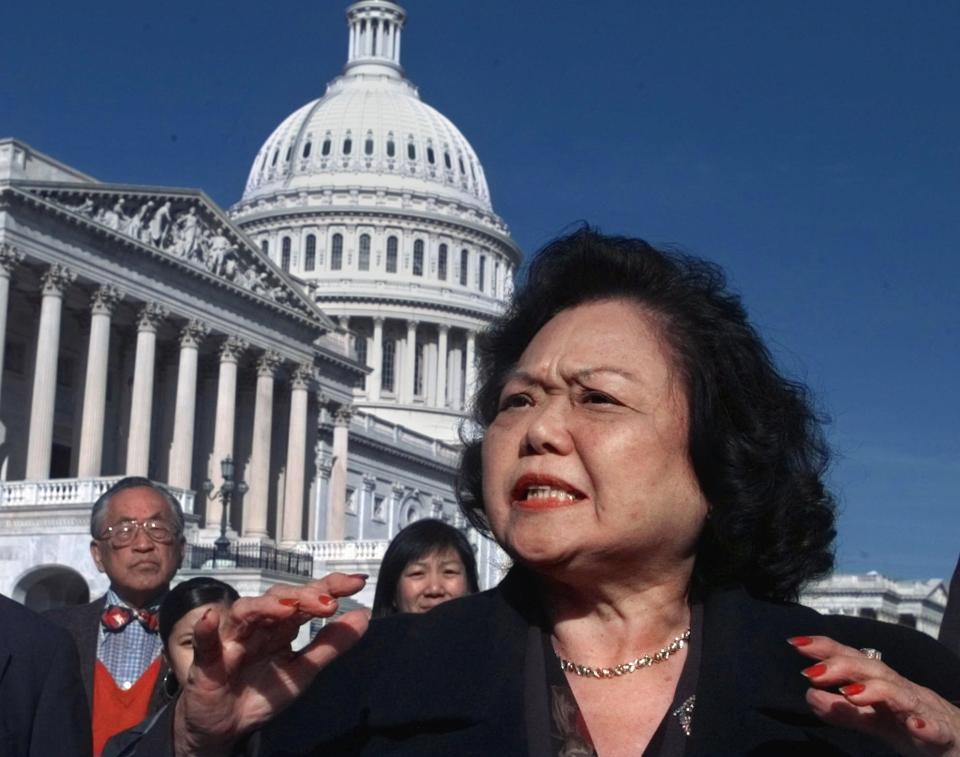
[202,456,248,563]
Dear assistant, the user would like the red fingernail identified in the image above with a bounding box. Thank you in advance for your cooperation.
[200,607,212,622]
[319,594,336,605]
[278,598,300,607]
[840,683,865,696]
[802,663,827,678]
[912,717,926,729]
[788,636,813,647]
[349,573,369,580]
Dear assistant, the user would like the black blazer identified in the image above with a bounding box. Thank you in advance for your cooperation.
[141,571,960,756]
[0,594,92,757]
[44,593,169,717]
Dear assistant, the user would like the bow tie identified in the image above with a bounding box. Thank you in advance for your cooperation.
[101,605,160,633]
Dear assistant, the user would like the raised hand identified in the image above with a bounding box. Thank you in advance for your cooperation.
[789,634,960,757]
[174,573,370,757]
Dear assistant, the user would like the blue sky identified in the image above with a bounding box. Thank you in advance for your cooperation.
[4,1,957,579]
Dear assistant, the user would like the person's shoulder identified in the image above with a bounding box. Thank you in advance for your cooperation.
[0,594,74,644]
[43,594,105,625]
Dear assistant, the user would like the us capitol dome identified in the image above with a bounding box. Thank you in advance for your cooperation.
[230,0,521,442]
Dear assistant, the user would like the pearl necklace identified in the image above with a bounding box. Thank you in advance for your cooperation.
[556,628,691,679]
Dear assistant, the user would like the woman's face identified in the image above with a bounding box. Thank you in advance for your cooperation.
[165,601,232,683]
[481,299,709,582]
[394,547,470,613]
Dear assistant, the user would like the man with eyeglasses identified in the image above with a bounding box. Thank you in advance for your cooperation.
[45,476,186,756]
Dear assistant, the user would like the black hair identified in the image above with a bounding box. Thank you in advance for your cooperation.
[90,476,185,539]
[371,518,480,618]
[158,577,240,650]
[457,227,836,601]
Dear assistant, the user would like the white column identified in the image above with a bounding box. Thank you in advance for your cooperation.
[25,265,76,480]
[348,22,355,59]
[402,319,417,403]
[168,320,209,489]
[465,330,477,407]
[207,336,247,530]
[244,351,280,539]
[77,285,123,476]
[369,317,384,401]
[313,442,333,540]
[281,365,312,545]
[326,406,352,541]
[436,324,449,408]
[126,303,167,476]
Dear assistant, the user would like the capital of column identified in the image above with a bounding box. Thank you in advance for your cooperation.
[90,284,124,316]
[256,350,282,377]
[0,243,25,274]
[372,316,385,326]
[406,319,419,330]
[179,319,210,348]
[362,474,376,491]
[437,323,450,335]
[40,264,76,296]
[333,405,354,426]
[136,302,168,332]
[290,363,315,390]
[218,335,249,363]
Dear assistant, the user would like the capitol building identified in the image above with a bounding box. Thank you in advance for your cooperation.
[0,0,519,609]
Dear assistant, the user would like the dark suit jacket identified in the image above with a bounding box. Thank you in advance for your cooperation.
[44,593,169,718]
[0,594,92,757]
[939,554,960,656]
[140,570,960,756]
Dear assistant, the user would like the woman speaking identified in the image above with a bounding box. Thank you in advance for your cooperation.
[142,229,960,756]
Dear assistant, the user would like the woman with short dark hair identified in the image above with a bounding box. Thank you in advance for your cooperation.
[371,518,479,618]
[144,228,960,757]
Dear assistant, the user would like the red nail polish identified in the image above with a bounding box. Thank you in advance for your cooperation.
[840,683,865,696]
[278,598,299,607]
[788,636,813,647]
[319,594,336,605]
[349,573,369,580]
[913,717,926,729]
[802,663,827,678]
[200,608,212,622]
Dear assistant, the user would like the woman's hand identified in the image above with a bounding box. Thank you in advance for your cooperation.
[174,573,370,757]
[789,634,960,757]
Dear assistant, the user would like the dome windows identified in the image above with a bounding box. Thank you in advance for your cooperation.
[438,243,448,281]
[458,156,465,174]
[407,140,416,161]
[459,249,469,286]
[386,235,398,273]
[285,145,293,162]
[381,339,396,393]
[343,136,353,155]
[426,146,435,165]
[321,137,332,157]
[443,151,452,170]
[413,240,424,276]
[386,136,396,158]
[271,148,280,167]
[364,135,374,156]
[302,141,312,159]
[478,255,486,292]
[358,233,371,270]
[304,234,316,271]
[281,237,292,271]
[331,233,344,270]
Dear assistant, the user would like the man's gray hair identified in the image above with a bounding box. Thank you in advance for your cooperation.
[90,476,185,539]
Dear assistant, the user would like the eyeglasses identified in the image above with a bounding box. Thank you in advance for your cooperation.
[98,519,179,547]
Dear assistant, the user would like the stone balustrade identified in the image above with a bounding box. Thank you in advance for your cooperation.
[296,539,390,562]
[0,476,195,514]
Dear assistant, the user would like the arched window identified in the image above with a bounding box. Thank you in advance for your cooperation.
[285,145,293,162]
[331,233,343,270]
[358,234,371,271]
[342,137,352,155]
[458,156,465,174]
[414,343,424,396]
[261,239,269,256]
[304,234,316,271]
[407,142,416,160]
[281,237,291,272]
[386,138,396,157]
[302,141,312,158]
[459,249,469,286]
[478,255,486,292]
[381,339,396,392]
[356,333,368,366]
[426,146,435,165]
[386,236,398,273]
[321,138,332,156]
[271,149,279,166]
[412,240,424,276]
[444,151,452,170]
[364,137,374,156]
[438,243,448,281]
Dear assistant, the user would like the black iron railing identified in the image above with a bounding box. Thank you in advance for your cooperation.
[184,543,314,578]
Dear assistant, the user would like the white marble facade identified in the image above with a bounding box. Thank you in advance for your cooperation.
[0,0,515,610]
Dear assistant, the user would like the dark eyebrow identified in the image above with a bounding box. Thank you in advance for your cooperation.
[502,366,641,384]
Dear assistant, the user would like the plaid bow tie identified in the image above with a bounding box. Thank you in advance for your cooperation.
[101,605,160,633]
